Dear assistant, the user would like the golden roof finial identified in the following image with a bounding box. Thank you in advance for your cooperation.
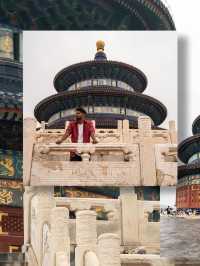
[96,40,105,52]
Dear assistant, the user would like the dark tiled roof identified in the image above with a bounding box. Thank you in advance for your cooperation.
[192,115,200,135]
[54,60,147,93]
[34,87,167,126]
[178,134,200,164]
[0,0,175,30]
[178,162,200,179]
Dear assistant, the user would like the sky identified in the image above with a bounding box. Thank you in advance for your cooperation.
[23,31,177,129]
[166,0,200,140]
[160,187,176,208]
[160,0,200,207]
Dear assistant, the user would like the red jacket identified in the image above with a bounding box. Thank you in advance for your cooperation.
[66,120,95,143]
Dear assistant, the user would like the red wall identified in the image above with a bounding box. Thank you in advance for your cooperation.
[176,184,200,209]
[0,207,23,252]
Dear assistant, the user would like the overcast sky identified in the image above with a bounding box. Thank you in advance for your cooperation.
[160,187,176,208]
[167,0,200,140]
[23,31,177,128]
[160,1,200,206]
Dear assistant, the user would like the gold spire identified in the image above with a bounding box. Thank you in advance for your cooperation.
[96,40,105,52]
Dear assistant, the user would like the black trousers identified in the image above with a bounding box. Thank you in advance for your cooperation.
[70,154,82,161]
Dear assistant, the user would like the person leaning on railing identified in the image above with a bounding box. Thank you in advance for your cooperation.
[56,107,98,161]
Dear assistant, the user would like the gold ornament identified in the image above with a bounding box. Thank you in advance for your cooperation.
[0,189,13,205]
[96,40,105,51]
[0,35,13,54]
[0,158,15,176]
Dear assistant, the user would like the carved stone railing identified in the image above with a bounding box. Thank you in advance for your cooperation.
[56,197,120,219]
[138,200,160,252]
[36,142,134,161]
[24,117,177,187]
[56,197,121,245]
[35,128,173,145]
[25,186,161,265]
[34,118,176,145]
[98,234,121,266]
[85,251,100,266]
[75,209,120,266]
[26,189,121,266]
[28,142,141,187]
[25,141,177,187]
[120,188,160,252]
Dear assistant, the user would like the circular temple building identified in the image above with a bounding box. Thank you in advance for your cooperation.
[0,25,23,253]
[0,1,175,258]
[177,116,200,211]
[0,0,175,30]
[34,40,167,130]
[34,40,165,200]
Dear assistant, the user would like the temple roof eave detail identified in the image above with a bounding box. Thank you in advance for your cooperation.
[34,87,167,126]
[0,0,175,31]
[192,115,200,135]
[53,60,148,93]
[47,113,166,130]
[0,58,22,77]
[178,162,200,179]
[178,134,200,164]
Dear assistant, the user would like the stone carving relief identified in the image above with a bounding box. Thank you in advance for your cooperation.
[42,223,51,266]
[155,144,177,186]
[96,129,120,143]
[162,147,177,162]
[31,205,37,256]
[31,160,141,186]
[26,119,177,187]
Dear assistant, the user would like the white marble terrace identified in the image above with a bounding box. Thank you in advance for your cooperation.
[24,117,177,187]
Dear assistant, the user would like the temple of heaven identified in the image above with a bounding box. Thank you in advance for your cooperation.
[177,116,200,211]
[0,25,23,252]
[34,40,166,199]
[0,0,175,30]
[34,40,167,130]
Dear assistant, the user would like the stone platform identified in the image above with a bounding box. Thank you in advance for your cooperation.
[24,117,177,187]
